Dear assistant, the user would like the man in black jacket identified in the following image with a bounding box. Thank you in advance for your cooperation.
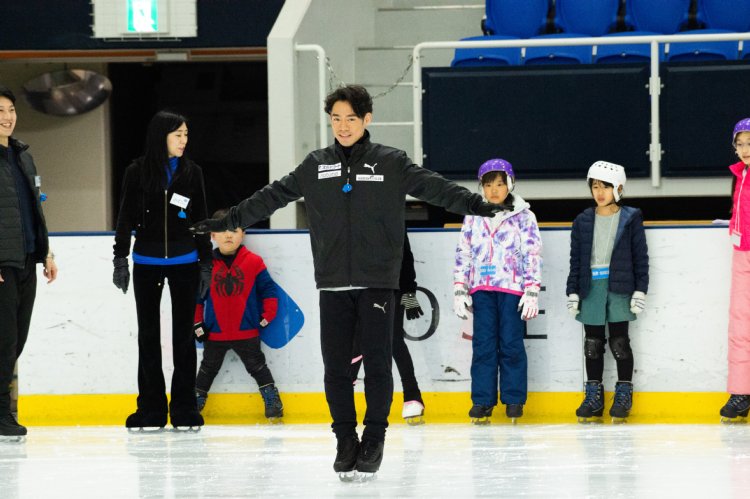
[192,85,504,479]
[0,85,57,438]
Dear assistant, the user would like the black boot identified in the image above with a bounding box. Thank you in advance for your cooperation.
[576,381,604,422]
[0,412,27,437]
[721,394,750,421]
[609,381,633,420]
[170,406,204,429]
[259,384,283,419]
[469,404,494,424]
[125,410,167,430]
[333,434,359,481]
[356,439,384,477]
[196,391,207,413]
[505,404,523,420]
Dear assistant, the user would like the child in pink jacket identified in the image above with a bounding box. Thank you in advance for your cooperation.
[722,118,750,422]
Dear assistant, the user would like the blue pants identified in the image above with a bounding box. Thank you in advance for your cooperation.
[471,291,527,406]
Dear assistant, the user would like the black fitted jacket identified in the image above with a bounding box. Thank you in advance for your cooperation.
[223,132,486,289]
[0,138,49,269]
[113,157,210,262]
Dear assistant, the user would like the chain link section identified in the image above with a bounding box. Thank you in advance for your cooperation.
[324,54,414,99]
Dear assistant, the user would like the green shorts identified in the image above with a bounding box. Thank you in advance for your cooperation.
[576,278,636,326]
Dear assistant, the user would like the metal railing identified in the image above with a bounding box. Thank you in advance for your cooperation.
[413,32,750,187]
[297,33,750,188]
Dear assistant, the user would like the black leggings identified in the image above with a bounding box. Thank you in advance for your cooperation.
[196,337,274,396]
[583,322,633,382]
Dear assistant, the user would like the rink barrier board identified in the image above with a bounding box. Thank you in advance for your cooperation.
[20,227,736,425]
[17,391,731,426]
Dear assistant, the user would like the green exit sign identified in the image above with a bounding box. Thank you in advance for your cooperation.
[126,0,158,33]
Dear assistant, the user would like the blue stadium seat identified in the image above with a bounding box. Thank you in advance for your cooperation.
[626,0,690,34]
[451,35,523,67]
[524,34,593,65]
[697,0,750,32]
[666,0,748,62]
[595,32,665,64]
[484,0,550,38]
[592,0,689,64]
[667,29,740,61]
[535,0,618,65]
[557,0,619,37]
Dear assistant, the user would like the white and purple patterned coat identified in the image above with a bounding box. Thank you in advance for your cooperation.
[454,194,542,296]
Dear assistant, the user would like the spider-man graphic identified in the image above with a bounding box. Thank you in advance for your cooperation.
[213,267,245,297]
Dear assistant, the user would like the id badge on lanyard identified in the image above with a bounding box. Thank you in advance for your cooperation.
[592,266,610,280]
[732,231,742,247]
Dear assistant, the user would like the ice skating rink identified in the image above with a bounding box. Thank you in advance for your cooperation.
[2,423,750,498]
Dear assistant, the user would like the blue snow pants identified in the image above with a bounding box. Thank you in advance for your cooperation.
[471,290,527,406]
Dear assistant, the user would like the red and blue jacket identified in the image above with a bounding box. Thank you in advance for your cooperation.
[194,246,279,341]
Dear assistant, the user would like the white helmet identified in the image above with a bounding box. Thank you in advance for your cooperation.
[586,161,626,202]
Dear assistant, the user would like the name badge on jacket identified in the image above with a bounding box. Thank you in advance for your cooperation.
[591,266,609,280]
[170,193,190,209]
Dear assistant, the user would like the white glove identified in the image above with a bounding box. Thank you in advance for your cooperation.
[567,294,580,317]
[518,285,540,320]
[453,283,473,320]
[630,291,646,314]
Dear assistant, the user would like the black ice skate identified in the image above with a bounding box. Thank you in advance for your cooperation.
[505,404,523,424]
[720,394,750,423]
[469,404,494,425]
[610,381,633,424]
[0,412,27,442]
[356,439,384,482]
[333,434,359,482]
[259,384,283,423]
[125,410,167,432]
[576,381,604,423]
[402,400,425,426]
[170,407,204,432]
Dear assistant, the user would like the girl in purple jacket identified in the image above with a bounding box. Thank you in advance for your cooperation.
[453,159,542,424]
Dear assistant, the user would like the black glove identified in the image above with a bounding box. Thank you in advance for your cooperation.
[194,322,209,342]
[401,292,424,320]
[198,263,212,299]
[113,257,130,294]
[190,217,231,235]
[474,201,514,217]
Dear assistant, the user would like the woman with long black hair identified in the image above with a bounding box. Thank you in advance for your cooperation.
[113,110,210,430]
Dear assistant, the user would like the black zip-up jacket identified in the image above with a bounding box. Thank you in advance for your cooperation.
[114,157,210,262]
[223,132,487,289]
[0,138,49,269]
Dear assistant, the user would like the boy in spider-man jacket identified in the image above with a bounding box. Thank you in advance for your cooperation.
[193,209,283,421]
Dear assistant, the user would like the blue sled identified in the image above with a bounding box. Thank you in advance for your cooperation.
[260,282,305,349]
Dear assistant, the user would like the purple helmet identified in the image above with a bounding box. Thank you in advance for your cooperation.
[477,158,515,191]
[733,118,750,143]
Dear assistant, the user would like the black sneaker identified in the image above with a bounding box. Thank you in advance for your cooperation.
[0,412,27,436]
[356,439,384,474]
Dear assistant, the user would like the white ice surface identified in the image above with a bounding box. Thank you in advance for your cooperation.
[2,424,750,498]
